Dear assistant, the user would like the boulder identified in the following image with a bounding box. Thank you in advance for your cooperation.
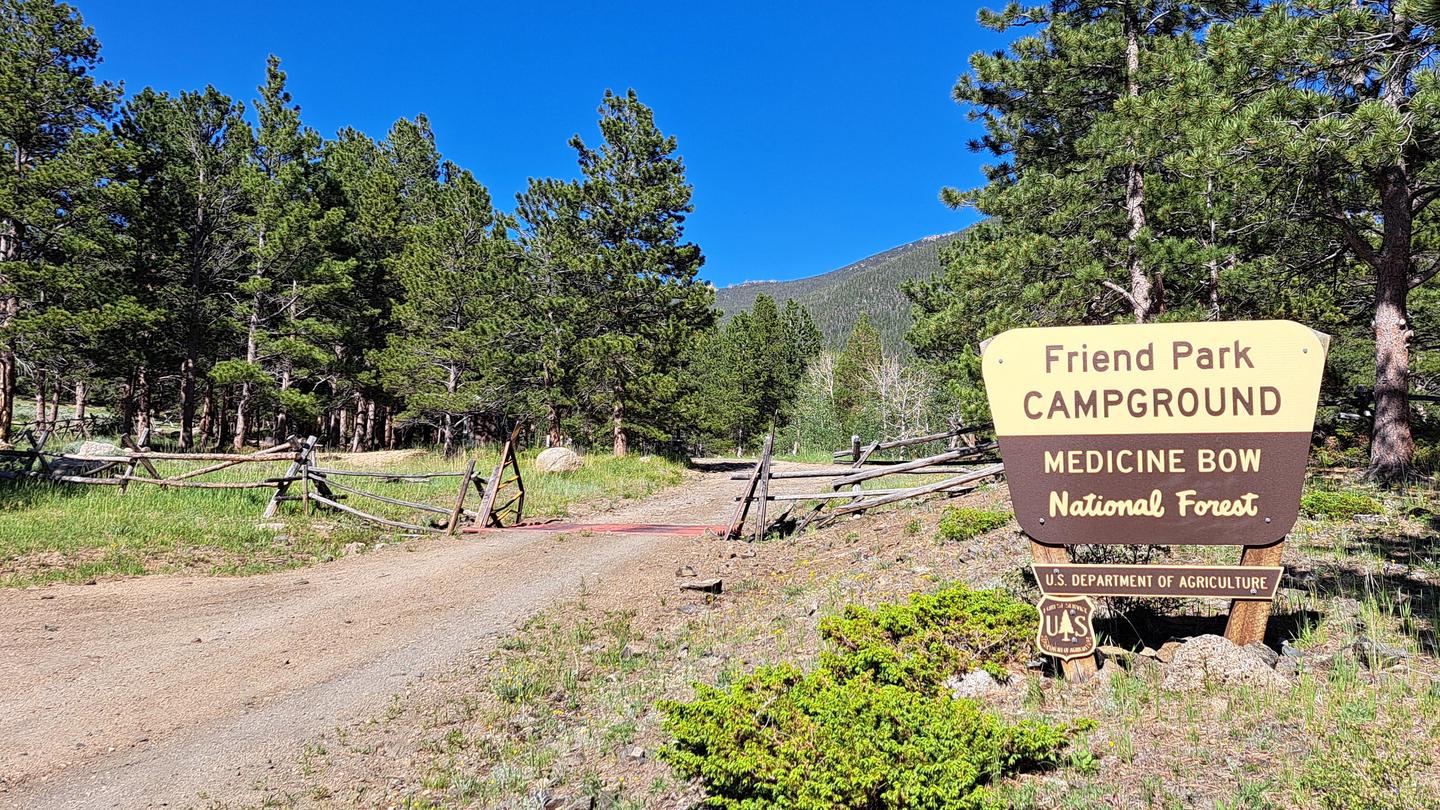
[73,440,124,457]
[679,578,723,594]
[1352,639,1409,669]
[49,440,123,477]
[1161,634,1288,692]
[946,669,1002,699]
[1243,641,1281,668]
[535,447,583,473]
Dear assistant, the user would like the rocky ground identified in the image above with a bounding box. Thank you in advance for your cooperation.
[245,473,1440,809]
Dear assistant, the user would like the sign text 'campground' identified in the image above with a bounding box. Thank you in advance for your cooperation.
[981,321,1328,546]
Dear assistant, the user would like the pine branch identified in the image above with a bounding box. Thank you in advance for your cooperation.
[1409,256,1440,289]
[1100,280,1139,309]
[1323,188,1380,269]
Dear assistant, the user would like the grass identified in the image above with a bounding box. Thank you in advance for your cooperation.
[0,446,685,587]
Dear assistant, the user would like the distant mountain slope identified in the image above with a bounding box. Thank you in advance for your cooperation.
[714,231,963,354]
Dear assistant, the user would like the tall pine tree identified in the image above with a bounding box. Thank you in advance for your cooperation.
[569,89,713,455]
[374,117,513,456]
[0,0,121,440]
[1209,0,1440,481]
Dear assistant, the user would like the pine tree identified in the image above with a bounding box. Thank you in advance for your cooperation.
[690,294,822,453]
[569,89,713,455]
[225,56,350,448]
[1208,0,1440,481]
[909,0,1281,425]
[374,118,513,456]
[692,313,754,453]
[0,0,121,440]
[117,86,252,441]
[513,177,589,445]
[834,313,883,437]
[317,127,405,449]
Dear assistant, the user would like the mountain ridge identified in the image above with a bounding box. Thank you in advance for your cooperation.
[714,231,962,354]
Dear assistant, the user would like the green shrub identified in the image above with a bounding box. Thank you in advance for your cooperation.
[660,664,1081,810]
[1410,442,1440,473]
[819,585,1037,692]
[937,507,1011,542]
[1300,489,1383,520]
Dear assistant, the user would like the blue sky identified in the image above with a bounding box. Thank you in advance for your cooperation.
[79,1,1010,287]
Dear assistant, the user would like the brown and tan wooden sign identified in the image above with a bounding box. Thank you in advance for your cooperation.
[1032,564,1283,599]
[980,320,1328,678]
[982,321,1327,546]
[1035,595,1097,661]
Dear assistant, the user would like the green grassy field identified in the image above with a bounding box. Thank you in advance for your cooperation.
[0,447,686,588]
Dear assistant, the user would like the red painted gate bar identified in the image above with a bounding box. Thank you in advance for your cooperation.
[464,522,725,537]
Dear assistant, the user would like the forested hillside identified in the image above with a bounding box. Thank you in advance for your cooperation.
[715,232,961,354]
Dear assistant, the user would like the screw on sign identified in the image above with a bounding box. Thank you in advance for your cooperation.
[1035,595,1096,661]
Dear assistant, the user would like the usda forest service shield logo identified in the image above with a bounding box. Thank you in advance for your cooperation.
[1035,595,1096,661]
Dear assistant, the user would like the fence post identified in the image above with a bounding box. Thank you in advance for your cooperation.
[445,460,477,535]
[263,435,314,519]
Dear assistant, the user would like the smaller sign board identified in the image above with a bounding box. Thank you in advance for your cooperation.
[1032,564,1283,600]
[1035,595,1097,661]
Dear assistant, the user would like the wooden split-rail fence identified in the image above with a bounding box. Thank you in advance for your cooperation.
[16,413,119,440]
[0,426,526,535]
[725,425,1004,542]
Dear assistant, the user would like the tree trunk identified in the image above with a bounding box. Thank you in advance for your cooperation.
[1370,165,1415,482]
[233,304,260,450]
[74,379,87,422]
[365,399,377,450]
[338,407,351,449]
[542,365,562,446]
[442,364,459,457]
[1204,176,1221,320]
[48,375,60,427]
[0,347,12,443]
[611,386,628,457]
[0,191,19,442]
[35,370,47,431]
[1367,32,1418,483]
[135,365,152,439]
[212,389,230,450]
[179,356,196,449]
[384,406,396,449]
[1123,11,1155,323]
[233,391,250,449]
[119,376,135,437]
[198,381,214,448]
[275,365,291,442]
[351,394,367,452]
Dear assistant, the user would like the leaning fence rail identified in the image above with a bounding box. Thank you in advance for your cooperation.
[728,425,1003,542]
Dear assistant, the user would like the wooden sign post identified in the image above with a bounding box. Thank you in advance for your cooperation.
[981,320,1328,679]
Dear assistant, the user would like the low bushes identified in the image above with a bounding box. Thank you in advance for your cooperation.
[660,586,1086,809]
[937,507,1011,542]
[1300,489,1383,520]
[819,585,1037,689]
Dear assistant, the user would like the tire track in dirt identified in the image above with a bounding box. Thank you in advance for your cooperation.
[0,461,795,809]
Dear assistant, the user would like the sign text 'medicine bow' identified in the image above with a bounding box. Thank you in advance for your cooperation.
[981,321,1328,546]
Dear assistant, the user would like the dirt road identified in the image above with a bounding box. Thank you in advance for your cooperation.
[0,461,790,809]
